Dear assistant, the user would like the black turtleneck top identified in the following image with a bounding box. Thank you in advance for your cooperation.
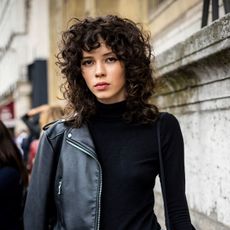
[88,101,193,230]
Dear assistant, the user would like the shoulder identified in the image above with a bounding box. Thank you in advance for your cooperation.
[0,167,20,177]
[0,167,20,187]
[42,119,70,139]
[160,112,180,127]
[158,112,182,138]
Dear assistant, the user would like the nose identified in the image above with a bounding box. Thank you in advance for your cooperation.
[95,62,105,78]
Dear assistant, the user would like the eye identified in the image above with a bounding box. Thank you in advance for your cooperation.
[81,59,94,66]
[106,57,118,63]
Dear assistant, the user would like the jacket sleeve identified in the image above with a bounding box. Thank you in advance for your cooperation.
[23,131,57,230]
[160,113,194,230]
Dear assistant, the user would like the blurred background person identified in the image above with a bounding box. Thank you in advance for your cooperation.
[22,104,64,175]
[21,104,48,164]
[0,120,28,230]
[15,129,29,157]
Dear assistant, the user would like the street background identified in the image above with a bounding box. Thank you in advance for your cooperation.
[0,0,230,229]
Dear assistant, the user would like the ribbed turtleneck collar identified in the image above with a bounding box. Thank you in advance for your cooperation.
[94,100,126,120]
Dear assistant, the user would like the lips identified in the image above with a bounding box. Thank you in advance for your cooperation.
[94,82,110,90]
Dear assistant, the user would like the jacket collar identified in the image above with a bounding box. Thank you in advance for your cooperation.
[66,124,96,156]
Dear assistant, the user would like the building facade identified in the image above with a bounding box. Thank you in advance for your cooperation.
[0,0,49,132]
[149,1,230,229]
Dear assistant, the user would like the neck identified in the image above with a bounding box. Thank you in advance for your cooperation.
[93,100,127,121]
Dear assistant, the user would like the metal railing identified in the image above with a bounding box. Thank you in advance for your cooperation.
[201,0,230,27]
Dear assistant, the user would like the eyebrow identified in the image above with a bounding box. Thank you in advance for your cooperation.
[82,51,116,59]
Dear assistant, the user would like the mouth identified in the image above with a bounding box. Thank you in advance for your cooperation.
[94,82,110,90]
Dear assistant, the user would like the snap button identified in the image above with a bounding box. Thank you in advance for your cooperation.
[67,133,72,138]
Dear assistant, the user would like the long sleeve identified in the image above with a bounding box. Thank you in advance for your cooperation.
[160,113,194,230]
[21,114,40,139]
[23,132,57,230]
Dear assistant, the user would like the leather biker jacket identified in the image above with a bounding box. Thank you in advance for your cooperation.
[24,120,102,230]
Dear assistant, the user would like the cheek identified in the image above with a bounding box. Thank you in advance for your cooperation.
[83,77,95,93]
[118,69,126,84]
[111,65,125,80]
[82,71,91,85]
[118,65,125,79]
[83,77,91,87]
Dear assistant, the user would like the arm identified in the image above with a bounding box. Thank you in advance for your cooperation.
[23,132,56,230]
[160,113,193,230]
[21,105,49,138]
[26,104,49,117]
[21,114,40,138]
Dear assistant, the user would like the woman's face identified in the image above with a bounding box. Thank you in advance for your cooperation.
[81,41,126,104]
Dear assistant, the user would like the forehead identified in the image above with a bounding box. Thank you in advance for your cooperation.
[82,42,113,56]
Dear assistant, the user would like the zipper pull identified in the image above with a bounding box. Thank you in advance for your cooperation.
[58,181,62,195]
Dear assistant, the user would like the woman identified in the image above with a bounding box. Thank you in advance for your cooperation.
[24,15,195,230]
[0,120,28,229]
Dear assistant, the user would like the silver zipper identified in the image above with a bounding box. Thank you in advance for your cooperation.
[66,140,102,230]
[58,181,62,195]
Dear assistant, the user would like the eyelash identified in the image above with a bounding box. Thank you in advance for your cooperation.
[81,57,118,66]
[106,57,118,63]
[81,60,93,66]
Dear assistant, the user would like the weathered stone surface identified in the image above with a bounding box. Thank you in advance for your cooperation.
[153,13,230,229]
[155,190,230,230]
[155,13,230,77]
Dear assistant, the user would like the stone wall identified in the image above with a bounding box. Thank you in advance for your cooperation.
[153,13,230,230]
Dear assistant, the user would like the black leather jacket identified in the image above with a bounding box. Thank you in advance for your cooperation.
[24,120,102,230]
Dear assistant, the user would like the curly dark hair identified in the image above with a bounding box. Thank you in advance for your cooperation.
[57,15,159,127]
